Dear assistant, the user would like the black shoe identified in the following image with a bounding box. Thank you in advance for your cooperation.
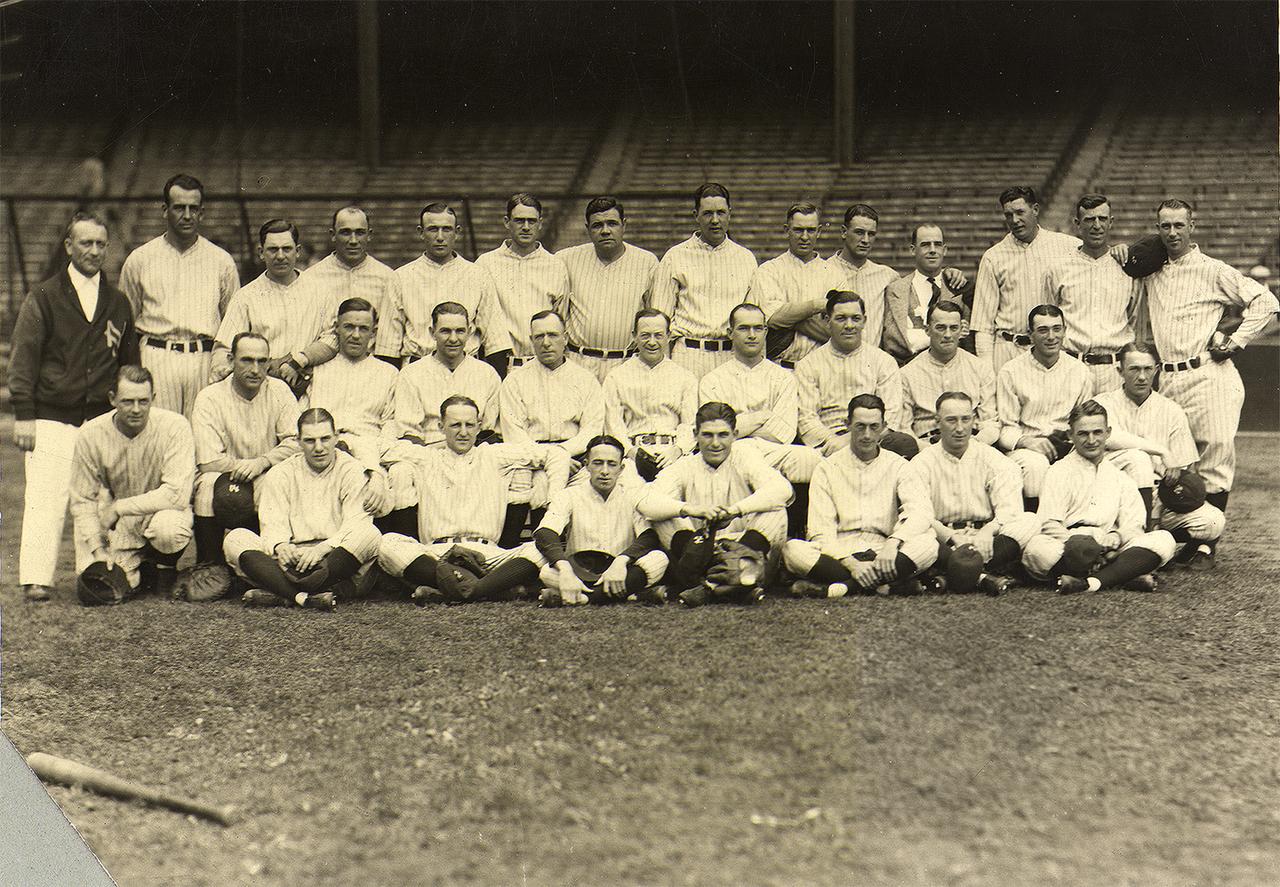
[1057,575,1089,595]
[1186,546,1215,572]
[976,574,1009,597]
[677,586,710,608]
[23,584,52,602]
[243,589,288,608]
[412,586,447,606]
[1123,573,1159,593]
[887,578,925,596]
[302,592,337,612]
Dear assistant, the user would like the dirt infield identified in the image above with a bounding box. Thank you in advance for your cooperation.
[2,426,1277,886]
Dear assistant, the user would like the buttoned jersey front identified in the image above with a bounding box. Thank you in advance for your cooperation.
[911,441,1023,527]
[119,234,239,339]
[899,348,999,442]
[996,351,1093,446]
[602,356,698,453]
[557,242,658,351]
[808,447,932,543]
[824,252,898,350]
[1038,451,1146,544]
[796,341,903,445]
[395,253,507,358]
[700,357,800,444]
[302,253,405,358]
[1043,248,1141,353]
[474,241,570,356]
[750,250,844,363]
[499,358,604,456]
[652,234,759,340]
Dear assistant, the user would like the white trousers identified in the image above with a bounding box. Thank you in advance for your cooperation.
[19,419,80,586]
[74,508,193,588]
[652,508,789,550]
[567,351,628,385]
[1008,449,1052,498]
[735,438,823,483]
[376,533,541,578]
[1023,526,1176,580]
[782,531,939,576]
[671,340,733,380]
[140,344,213,420]
[1087,362,1123,395]
[1158,360,1244,493]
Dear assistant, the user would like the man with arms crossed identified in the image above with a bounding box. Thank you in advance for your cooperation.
[898,299,999,448]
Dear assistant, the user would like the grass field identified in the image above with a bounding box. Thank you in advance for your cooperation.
[2,424,1278,887]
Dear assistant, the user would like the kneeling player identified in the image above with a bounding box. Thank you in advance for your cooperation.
[534,435,668,606]
[637,402,792,606]
[1023,400,1176,594]
[223,408,382,611]
[782,394,938,596]
[911,392,1039,595]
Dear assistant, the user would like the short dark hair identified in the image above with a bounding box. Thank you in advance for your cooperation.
[337,297,377,324]
[694,182,731,210]
[1156,198,1195,217]
[530,308,566,329]
[506,192,543,217]
[162,173,204,205]
[1074,194,1109,218]
[825,290,865,316]
[847,393,885,422]
[585,196,624,222]
[843,203,878,226]
[911,222,945,244]
[440,395,480,420]
[1027,304,1065,329]
[431,300,470,326]
[695,401,737,430]
[1117,341,1161,366]
[418,202,458,226]
[786,202,820,223]
[64,210,109,241]
[727,303,766,328]
[1069,399,1108,428]
[297,407,336,435]
[927,299,965,324]
[258,218,299,246]
[331,205,369,231]
[114,364,154,392]
[935,390,973,413]
[585,434,626,459]
[633,307,671,331]
[230,331,270,358]
[999,186,1039,207]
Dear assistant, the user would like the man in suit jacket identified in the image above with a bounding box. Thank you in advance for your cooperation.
[9,211,139,601]
[882,223,973,365]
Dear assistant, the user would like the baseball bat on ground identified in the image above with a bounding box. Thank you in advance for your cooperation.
[26,752,236,826]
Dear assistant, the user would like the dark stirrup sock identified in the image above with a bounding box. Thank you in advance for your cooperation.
[1093,548,1162,589]
[193,517,225,564]
[374,507,419,539]
[469,557,539,599]
[989,534,1021,572]
[808,554,853,584]
[296,548,361,593]
[500,504,531,548]
[402,555,439,587]
[239,551,300,601]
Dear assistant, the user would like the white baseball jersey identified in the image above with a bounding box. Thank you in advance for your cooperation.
[191,376,299,472]
[474,241,570,356]
[795,341,904,446]
[257,451,376,552]
[911,441,1024,528]
[69,408,196,551]
[212,271,314,371]
[601,356,698,453]
[808,448,932,543]
[539,483,652,556]
[824,252,897,351]
[119,234,239,339]
[557,242,658,351]
[749,250,843,363]
[1092,388,1199,468]
[499,358,604,456]
[652,234,758,340]
[1043,249,1142,354]
[699,357,799,444]
[899,348,1000,444]
[638,448,792,538]
[303,352,398,441]
[971,228,1080,357]
[395,252,508,358]
[301,253,405,358]
[1038,451,1146,544]
[996,351,1093,448]
[393,354,501,444]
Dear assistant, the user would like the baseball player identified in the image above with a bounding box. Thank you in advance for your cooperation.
[782,393,938,597]
[10,211,138,601]
[1023,400,1176,594]
[911,392,1039,595]
[376,395,570,603]
[996,304,1093,509]
[652,183,759,378]
[823,203,898,352]
[898,300,1000,447]
[601,308,699,481]
[533,435,669,606]
[395,202,509,364]
[795,290,916,458]
[700,303,822,536]
[557,196,659,383]
[190,332,300,564]
[474,193,570,374]
[224,408,383,611]
[1136,198,1279,564]
[637,402,792,603]
[748,202,843,368]
[1042,195,1143,393]
[118,173,240,418]
[498,309,605,544]
[971,186,1081,373]
[211,219,313,395]
[1093,343,1225,566]
[286,205,405,373]
[881,223,972,364]
[68,365,195,600]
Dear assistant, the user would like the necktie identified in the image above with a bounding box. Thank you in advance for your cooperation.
[926,276,942,310]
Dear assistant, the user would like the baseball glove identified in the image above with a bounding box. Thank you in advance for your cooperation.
[943,544,985,594]
[1120,234,1167,279]
[705,539,766,594]
[77,561,134,607]
[634,447,662,482]
[1046,429,1073,461]
[436,546,488,602]
[1158,471,1207,514]
[172,562,235,602]
[1060,535,1105,578]
[212,473,257,529]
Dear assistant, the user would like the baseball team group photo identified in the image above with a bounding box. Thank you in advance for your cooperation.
[2,2,1277,885]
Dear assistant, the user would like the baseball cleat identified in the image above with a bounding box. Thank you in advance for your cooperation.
[634,586,666,606]
[1186,546,1215,572]
[888,578,925,596]
[919,575,948,595]
[23,584,51,602]
[976,574,1010,597]
[1123,573,1159,593]
[302,592,337,612]
[1056,575,1090,595]
[789,579,829,598]
[242,589,288,608]
[677,586,710,608]
[538,586,564,608]
[412,586,446,606]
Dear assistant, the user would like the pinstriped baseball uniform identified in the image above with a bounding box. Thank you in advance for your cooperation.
[302,352,398,471]
[652,234,759,378]
[191,376,300,516]
[392,354,501,445]
[557,241,659,382]
[910,441,1038,551]
[69,408,196,584]
[971,228,1080,371]
[395,253,508,359]
[211,271,313,373]
[1093,387,1199,470]
[601,356,699,454]
[824,252,898,351]
[749,251,843,364]
[540,483,653,557]
[499,359,604,457]
[899,348,1000,445]
[301,253,405,359]
[1043,249,1142,393]
[795,342,904,447]
[119,234,240,417]
[1142,245,1279,493]
[474,241,570,357]
[996,350,1093,497]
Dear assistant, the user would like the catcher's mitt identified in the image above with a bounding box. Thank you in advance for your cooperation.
[437,546,487,601]
[1060,535,1105,578]
[705,539,766,598]
[172,562,235,602]
[943,544,985,594]
[212,473,256,529]
[77,561,134,607]
[1158,470,1206,514]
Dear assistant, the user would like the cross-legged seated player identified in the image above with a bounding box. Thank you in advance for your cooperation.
[1022,400,1176,594]
[377,395,570,604]
[637,402,792,606]
[911,392,1040,595]
[534,435,669,607]
[782,394,939,597]
[223,408,383,611]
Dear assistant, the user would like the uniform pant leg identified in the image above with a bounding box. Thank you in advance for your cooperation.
[671,340,731,380]
[1107,449,1157,491]
[993,339,1022,374]
[1159,361,1244,493]
[1158,503,1225,543]
[19,419,79,586]
[736,438,822,483]
[1008,449,1052,497]
[143,508,194,555]
[1089,363,1123,395]
[1119,529,1177,567]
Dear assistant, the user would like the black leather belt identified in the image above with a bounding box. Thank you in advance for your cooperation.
[568,343,634,360]
[140,334,214,353]
[632,433,676,445]
[433,535,492,545]
[946,519,990,530]
[536,438,569,445]
[681,337,732,352]
[1162,355,1205,373]
[997,330,1031,347]
[1065,349,1118,365]
[778,359,796,370]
